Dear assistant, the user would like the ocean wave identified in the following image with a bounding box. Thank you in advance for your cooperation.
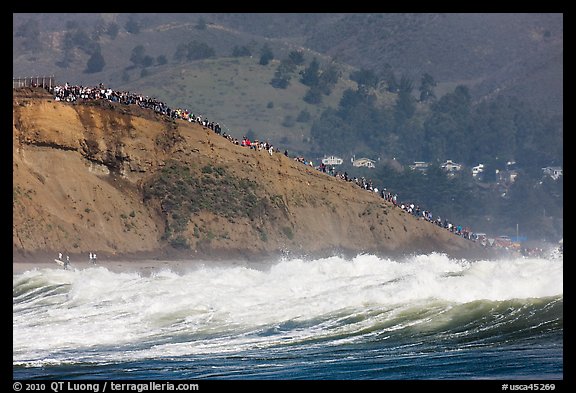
[13,253,562,367]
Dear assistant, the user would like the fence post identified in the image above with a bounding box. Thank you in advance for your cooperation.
[13,75,57,89]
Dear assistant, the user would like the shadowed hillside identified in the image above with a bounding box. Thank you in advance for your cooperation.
[209,13,563,115]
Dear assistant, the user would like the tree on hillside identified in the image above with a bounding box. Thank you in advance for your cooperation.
[394,77,417,125]
[156,55,168,65]
[311,108,356,154]
[396,117,425,162]
[480,160,499,183]
[303,86,323,104]
[270,58,296,89]
[419,73,437,102]
[338,88,377,118]
[270,69,291,89]
[469,96,518,165]
[288,50,305,66]
[259,44,274,65]
[310,85,395,155]
[174,41,215,62]
[84,47,105,73]
[423,85,471,163]
[143,56,155,67]
[394,91,416,124]
[130,45,146,67]
[317,62,341,95]
[63,28,98,55]
[525,115,563,171]
[398,74,414,94]
[300,57,320,87]
[501,174,559,240]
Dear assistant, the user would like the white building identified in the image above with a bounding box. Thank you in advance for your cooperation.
[321,155,344,165]
[542,166,563,180]
[352,158,376,168]
[441,159,462,172]
[472,164,484,177]
[409,161,429,172]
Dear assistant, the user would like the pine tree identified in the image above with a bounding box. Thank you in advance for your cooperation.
[84,49,105,73]
[300,58,320,87]
[259,44,274,65]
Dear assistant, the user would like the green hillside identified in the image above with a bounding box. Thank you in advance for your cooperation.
[117,56,357,155]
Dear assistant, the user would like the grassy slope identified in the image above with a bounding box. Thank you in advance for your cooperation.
[118,56,358,155]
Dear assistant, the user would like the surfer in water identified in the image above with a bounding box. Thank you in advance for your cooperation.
[55,253,66,269]
[89,252,97,264]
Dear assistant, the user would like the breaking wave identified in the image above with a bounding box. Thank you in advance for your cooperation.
[13,253,563,369]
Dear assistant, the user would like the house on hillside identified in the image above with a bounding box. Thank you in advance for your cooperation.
[441,160,462,174]
[472,163,484,178]
[321,155,344,166]
[352,157,376,169]
[542,166,563,180]
[409,161,429,172]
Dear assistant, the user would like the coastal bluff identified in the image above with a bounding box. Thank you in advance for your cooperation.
[13,87,486,262]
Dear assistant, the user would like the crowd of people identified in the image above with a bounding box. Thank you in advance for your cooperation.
[46,82,485,246]
[317,168,475,241]
[51,82,223,133]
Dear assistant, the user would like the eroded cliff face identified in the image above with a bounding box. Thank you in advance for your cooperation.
[13,88,481,261]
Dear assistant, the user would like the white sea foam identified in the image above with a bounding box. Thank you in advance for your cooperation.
[13,253,562,366]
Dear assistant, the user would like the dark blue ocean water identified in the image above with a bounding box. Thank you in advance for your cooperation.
[13,253,563,381]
